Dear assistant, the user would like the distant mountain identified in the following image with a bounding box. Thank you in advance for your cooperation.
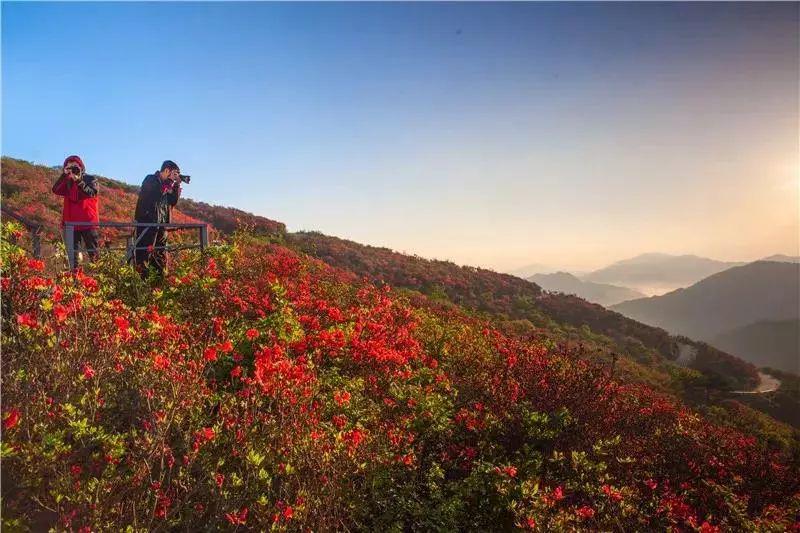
[508,263,590,278]
[761,254,800,263]
[711,320,799,374]
[528,271,645,307]
[611,261,800,350]
[583,253,743,295]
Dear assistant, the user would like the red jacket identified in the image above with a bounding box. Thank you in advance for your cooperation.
[52,174,99,231]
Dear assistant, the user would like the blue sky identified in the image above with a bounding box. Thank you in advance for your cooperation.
[3,2,798,271]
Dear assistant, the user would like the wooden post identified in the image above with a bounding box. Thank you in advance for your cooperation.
[200,224,209,251]
[32,231,41,259]
[65,225,76,270]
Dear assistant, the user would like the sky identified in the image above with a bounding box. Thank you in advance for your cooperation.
[2,2,798,272]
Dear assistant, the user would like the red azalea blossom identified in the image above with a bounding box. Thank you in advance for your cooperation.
[333,390,351,406]
[245,328,259,340]
[332,414,347,429]
[53,303,69,323]
[153,354,170,370]
[16,312,37,329]
[225,507,248,525]
[82,364,95,380]
[218,339,233,353]
[576,506,595,520]
[203,347,218,362]
[27,258,45,271]
[602,484,623,502]
[114,316,130,332]
[2,408,21,430]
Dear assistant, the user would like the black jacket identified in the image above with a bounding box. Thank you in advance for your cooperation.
[134,173,181,224]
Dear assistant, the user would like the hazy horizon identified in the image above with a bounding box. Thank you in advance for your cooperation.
[3,2,798,272]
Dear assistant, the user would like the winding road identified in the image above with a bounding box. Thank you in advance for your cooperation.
[731,371,781,395]
[674,342,781,395]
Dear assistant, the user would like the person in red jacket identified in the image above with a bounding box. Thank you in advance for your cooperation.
[52,155,100,265]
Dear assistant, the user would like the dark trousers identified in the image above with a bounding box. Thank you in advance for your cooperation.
[65,229,99,266]
[134,226,167,276]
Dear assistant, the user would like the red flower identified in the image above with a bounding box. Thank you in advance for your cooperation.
[2,408,21,430]
[553,486,565,501]
[601,484,623,502]
[576,506,595,520]
[282,505,293,520]
[53,304,69,323]
[503,465,517,478]
[203,347,218,362]
[218,339,233,353]
[196,427,215,442]
[27,258,45,271]
[245,328,259,340]
[334,390,351,406]
[225,507,248,525]
[153,354,170,370]
[16,312,37,329]
[343,428,365,450]
[332,414,347,429]
[114,316,130,332]
[82,364,95,379]
[215,472,225,488]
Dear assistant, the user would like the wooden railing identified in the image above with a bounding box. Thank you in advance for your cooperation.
[64,221,209,270]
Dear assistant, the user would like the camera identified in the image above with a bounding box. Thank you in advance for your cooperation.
[179,174,191,184]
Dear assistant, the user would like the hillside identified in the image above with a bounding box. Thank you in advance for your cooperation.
[583,253,743,295]
[529,271,645,307]
[0,158,764,391]
[0,157,285,245]
[289,232,759,391]
[712,320,800,374]
[612,261,800,345]
[2,225,799,530]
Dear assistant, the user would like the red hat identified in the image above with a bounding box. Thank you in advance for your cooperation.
[63,155,85,172]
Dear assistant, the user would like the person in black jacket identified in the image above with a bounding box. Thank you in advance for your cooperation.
[133,160,182,276]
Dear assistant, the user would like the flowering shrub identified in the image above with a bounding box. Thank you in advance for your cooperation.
[2,224,799,530]
[289,232,760,390]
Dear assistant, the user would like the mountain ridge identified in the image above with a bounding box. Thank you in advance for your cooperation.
[528,271,646,307]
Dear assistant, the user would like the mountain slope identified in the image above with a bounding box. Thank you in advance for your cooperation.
[612,261,800,345]
[0,157,761,392]
[289,231,759,390]
[712,320,800,374]
[529,271,645,306]
[0,157,285,242]
[583,253,743,295]
[2,226,799,530]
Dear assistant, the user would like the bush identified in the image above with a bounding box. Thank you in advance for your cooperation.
[2,225,799,530]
